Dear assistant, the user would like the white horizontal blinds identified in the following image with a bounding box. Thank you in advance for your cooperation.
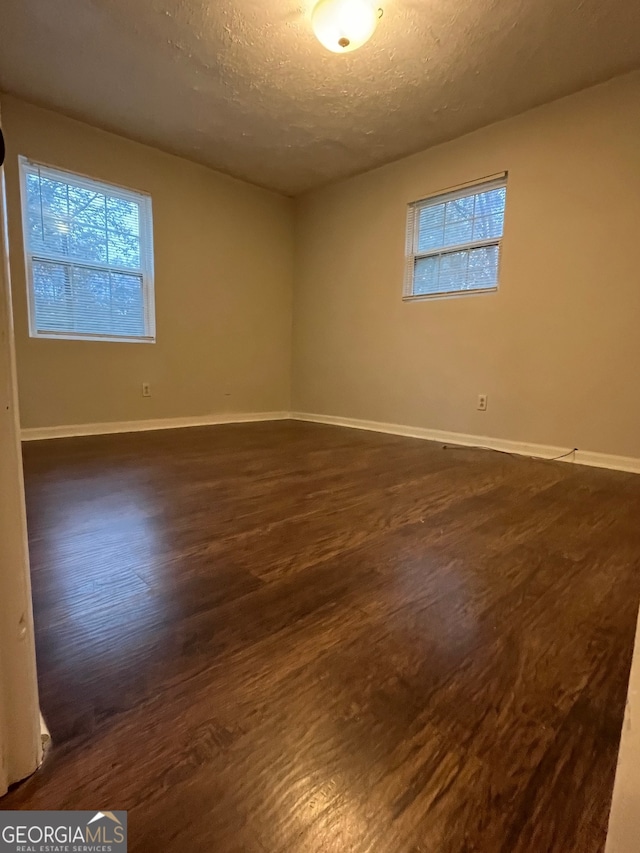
[407,175,507,298]
[20,158,154,340]
[414,244,500,295]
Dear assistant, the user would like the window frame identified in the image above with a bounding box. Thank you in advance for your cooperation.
[18,156,156,344]
[403,174,508,302]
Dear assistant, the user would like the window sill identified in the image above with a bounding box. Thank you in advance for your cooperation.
[29,332,156,344]
[403,286,498,303]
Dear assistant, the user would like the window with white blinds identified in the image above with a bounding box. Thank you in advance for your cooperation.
[19,157,155,342]
[404,175,507,300]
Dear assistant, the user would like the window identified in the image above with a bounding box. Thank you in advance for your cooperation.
[19,157,155,342]
[404,174,507,300]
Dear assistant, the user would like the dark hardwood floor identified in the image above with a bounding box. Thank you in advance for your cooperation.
[2,420,640,852]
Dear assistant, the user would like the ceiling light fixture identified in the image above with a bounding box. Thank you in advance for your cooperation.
[311,0,382,53]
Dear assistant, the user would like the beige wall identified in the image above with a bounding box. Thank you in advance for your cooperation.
[292,72,640,459]
[4,75,640,454]
[1,95,294,429]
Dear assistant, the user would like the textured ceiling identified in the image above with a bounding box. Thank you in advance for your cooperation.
[0,0,639,196]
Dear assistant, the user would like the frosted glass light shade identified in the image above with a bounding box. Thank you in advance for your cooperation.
[311,0,379,53]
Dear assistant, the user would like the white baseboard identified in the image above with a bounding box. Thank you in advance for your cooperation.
[291,411,640,475]
[21,411,290,441]
[21,409,640,475]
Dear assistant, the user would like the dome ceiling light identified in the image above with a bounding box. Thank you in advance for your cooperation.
[311,0,383,53]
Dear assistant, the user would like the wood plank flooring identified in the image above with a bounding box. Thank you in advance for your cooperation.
[2,420,640,852]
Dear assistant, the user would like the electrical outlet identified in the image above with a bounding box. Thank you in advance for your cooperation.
[477,394,488,411]
[142,382,151,398]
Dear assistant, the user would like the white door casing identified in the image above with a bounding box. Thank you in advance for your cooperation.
[0,109,42,796]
